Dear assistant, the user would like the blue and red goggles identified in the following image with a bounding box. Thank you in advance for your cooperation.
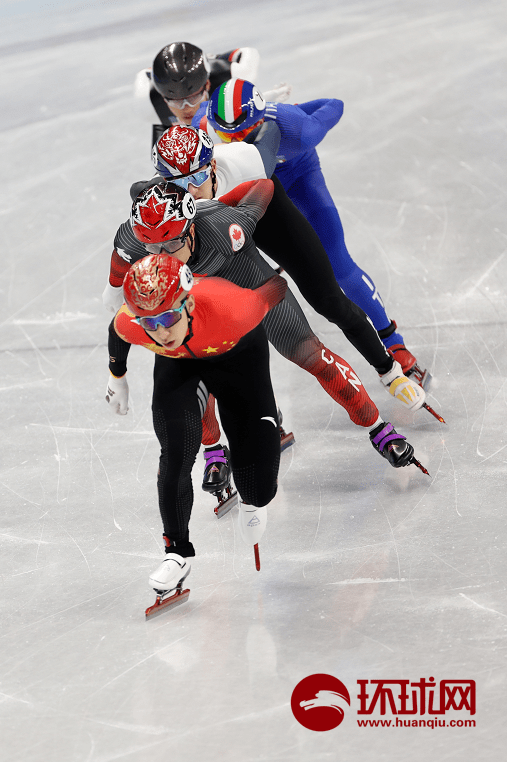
[134,296,189,331]
[215,119,264,144]
[170,165,212,190]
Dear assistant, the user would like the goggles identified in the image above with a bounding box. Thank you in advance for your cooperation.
[134,297,189,331]
[215,120,264,144]
[170,165,211,190]
[144,231,190,255]
[165,86,207,110]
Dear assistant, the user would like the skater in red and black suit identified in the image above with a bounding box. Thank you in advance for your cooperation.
[105,181,425,614]
[107,252,287,611]
[106,174,427,494]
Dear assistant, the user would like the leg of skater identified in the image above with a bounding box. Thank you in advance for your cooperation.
[201,392,234,499]
[147,358,203,611]
[282,165,421,375]
[261,278,425,423]
[200,326,281,569]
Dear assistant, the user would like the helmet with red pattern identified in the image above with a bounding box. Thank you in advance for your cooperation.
[123,254,194,317]
[153,125,214,178]
[130,182,196,244]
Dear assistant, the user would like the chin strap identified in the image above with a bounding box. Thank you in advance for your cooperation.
[186,227,200,269]
[181,311,197,357]
[210,167,217,198]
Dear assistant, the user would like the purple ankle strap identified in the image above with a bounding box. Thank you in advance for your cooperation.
[204,447,228,465]
[372,423,405,452]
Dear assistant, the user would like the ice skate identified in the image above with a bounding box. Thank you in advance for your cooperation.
[369,421,429,475]
[388,343,432,391]
[145,553,191,619]
[380,361,445,423]
[202,444,238,518]
[277,408,295,452]
[238,501,267,571]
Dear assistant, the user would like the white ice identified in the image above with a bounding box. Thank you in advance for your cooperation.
[1,1,506,760]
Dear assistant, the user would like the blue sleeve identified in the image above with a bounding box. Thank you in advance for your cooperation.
[246,120,281,178]
[192,102,207,128]
[295,99,344,150]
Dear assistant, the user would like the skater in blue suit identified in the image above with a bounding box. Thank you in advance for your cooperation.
[197,78,428,383]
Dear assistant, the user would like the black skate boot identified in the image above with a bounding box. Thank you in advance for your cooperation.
[369,421,416,468]
[202,445,237,518]
[202,444,231,493]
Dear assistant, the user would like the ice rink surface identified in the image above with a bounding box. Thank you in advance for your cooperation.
[1,0,506,759]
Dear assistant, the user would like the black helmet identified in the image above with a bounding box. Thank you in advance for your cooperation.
[152,42,209,100]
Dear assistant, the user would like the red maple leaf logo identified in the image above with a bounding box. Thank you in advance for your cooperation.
[232,227,242,240]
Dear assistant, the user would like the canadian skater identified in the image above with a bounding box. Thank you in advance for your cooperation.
[104,181,429,617]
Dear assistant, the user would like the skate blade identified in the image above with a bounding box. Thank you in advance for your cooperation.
[214,489,238,519]
[145,588,190,619]
[280,429,295,453]
[410,456,430,476]
[254,543,261,571]
[408,365,432,391]
[422,402,446,424]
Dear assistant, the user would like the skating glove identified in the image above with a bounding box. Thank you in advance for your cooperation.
[105,373,129,415]
[102,281,124,313]
[379,360,425,411]
[263,82,292,103]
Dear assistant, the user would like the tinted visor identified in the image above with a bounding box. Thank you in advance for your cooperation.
[135,297,188,331]
[170,166,211,190]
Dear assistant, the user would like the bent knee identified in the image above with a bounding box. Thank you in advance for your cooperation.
[248,481,278,507]
[234,471,278,507]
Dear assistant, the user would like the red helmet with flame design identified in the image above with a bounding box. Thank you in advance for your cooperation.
[123,255,194,317]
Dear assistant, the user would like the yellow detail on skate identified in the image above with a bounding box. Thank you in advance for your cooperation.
[389,376,417,405]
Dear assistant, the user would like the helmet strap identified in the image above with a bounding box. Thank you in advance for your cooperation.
[210,167,217,199]
[186,225,200,269]
[182,311,195,352]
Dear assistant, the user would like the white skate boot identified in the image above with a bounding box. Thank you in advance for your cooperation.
[145,553,191,619]
[380,360,445,423]
[380,360,425,412]
[238,501,267,572]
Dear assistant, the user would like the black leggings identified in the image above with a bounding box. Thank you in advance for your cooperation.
[151,327,280,555]
[253,174,391,373]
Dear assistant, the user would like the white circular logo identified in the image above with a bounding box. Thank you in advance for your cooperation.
[182,193,196,219]
[200,130,214,150]
[179,264,194,292]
